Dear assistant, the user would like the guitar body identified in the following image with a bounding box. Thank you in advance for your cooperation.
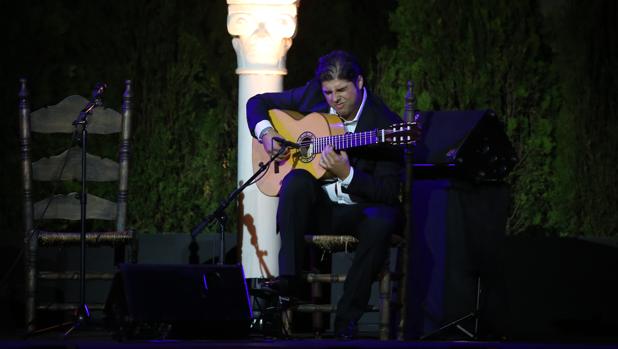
[252,109,345,197]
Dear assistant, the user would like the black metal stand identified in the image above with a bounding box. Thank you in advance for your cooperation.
[62,116,92,337]
[190,144,289,264]
[421,276,481,340]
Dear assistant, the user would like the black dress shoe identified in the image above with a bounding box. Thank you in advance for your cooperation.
[334,319,358,340]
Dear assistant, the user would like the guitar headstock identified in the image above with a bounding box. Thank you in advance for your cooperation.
[383,122,421,145]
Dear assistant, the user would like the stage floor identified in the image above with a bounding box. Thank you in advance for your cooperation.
[2,331,618,349]
[3,339,618,349]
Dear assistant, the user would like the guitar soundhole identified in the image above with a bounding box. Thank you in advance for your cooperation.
[298,131,315,163]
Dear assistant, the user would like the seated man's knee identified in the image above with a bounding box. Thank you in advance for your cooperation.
[281,169,315,195]
[279,169,317,200]
[361,206,402,241]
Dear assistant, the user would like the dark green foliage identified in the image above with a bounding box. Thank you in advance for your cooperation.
[1,0,615,240]
[0,0,237,236]
[376,0,617,236]
[549,1,618,235]
[374,0,560,235]
[126,2,238,233]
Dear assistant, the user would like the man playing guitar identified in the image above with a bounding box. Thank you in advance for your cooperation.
[247,50,406,339]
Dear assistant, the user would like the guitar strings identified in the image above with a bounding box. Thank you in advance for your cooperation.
[292,122,413,153]
[296,129,378,153]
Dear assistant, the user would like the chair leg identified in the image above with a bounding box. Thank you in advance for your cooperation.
[311,279,323,337]
[25,235,37,332]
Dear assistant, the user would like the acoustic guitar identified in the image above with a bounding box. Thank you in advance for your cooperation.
[252,109,418,197]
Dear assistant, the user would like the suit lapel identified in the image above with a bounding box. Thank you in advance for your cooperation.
[354,93,377,132]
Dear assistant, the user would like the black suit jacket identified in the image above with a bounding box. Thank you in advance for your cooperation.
[246,78,403,205]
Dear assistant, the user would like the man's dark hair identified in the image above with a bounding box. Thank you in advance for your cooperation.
[314,50,363,83]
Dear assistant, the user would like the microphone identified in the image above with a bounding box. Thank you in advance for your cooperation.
[74,82,107,125]
[80,83,108,114]
[272,136,300,149]
[91,82,107,103]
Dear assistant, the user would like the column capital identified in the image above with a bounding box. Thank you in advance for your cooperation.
[227,0,299,75]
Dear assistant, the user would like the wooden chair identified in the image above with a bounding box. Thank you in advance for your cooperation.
[287,234,406,340]
[18,79,137,331]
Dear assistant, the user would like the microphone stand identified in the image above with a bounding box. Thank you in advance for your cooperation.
[190,144,289,265]
[62,88,105,337]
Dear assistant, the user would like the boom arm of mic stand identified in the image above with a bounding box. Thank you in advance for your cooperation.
[72,105,95,126]
[191,143,287,263]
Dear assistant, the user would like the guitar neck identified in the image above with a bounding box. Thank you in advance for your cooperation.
[311,129,383,153]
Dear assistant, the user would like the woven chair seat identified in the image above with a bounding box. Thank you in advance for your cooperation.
[36,230,135,246]
[304,234,404,252]
[304,235,358,252]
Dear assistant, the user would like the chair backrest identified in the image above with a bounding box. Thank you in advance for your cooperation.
[18,79,133,233]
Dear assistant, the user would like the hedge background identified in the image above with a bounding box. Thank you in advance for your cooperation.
[0,0,616,251]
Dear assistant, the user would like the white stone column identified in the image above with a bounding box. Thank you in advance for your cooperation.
[227,0,298,278]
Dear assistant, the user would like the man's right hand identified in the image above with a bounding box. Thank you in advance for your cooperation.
[260,128,290,161]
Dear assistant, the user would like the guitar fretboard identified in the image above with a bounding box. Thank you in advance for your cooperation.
[307,129,381,153]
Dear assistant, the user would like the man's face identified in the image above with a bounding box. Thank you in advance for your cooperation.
[321,76,364,120]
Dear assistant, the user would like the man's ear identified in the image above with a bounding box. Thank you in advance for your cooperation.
[356,75,364,90]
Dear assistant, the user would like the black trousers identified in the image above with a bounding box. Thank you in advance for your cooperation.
[277,169,403,325]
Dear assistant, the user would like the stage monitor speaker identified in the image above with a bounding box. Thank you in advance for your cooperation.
[104,263,252,340]
[414,110,517,181]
